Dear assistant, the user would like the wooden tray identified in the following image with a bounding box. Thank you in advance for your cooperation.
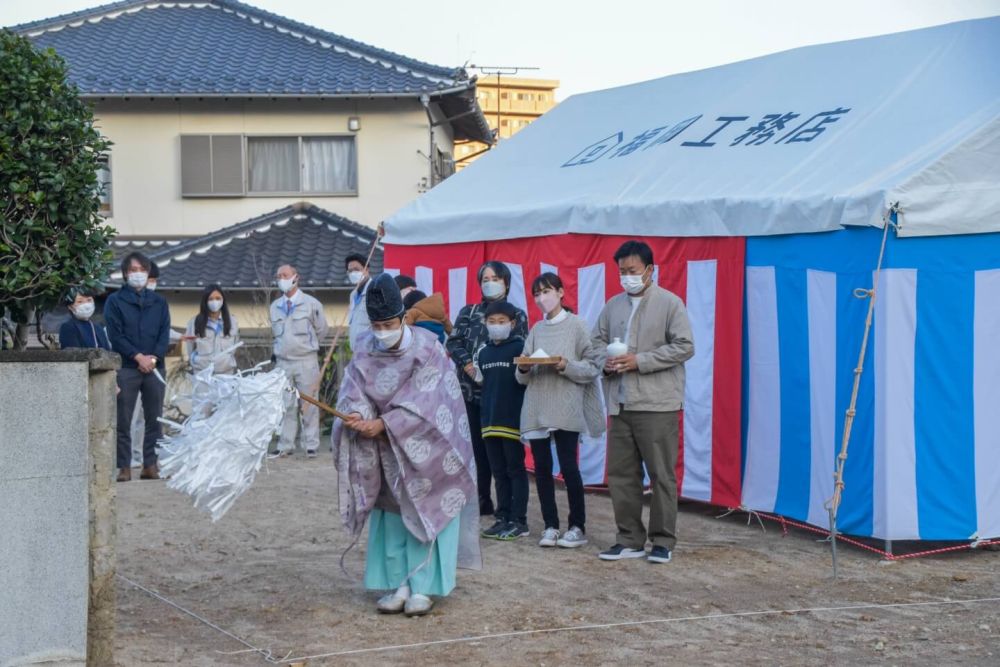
[514,356,563,366]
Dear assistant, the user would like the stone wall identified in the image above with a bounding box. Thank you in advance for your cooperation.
[0,350,118,667]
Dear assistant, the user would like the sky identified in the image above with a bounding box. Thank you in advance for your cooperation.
[3,0,998,99]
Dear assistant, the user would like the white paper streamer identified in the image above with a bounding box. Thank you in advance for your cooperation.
[158,365,293,521]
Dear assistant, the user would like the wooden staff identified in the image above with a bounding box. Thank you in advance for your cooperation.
[312,222,385,400]
[298,392,350,421]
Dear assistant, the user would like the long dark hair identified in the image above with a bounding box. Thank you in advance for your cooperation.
[530,272,573,313]
[194,284,232,338]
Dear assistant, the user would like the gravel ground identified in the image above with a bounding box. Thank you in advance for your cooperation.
[113,456,1000,666]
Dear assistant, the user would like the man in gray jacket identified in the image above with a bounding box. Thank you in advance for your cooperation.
[592,240,694,564]
[269,264,329,458]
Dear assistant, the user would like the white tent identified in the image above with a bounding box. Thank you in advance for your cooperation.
[386,17,1000,244]
[383,17,1000,543]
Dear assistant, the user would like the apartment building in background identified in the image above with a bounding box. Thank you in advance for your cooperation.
[454,76,560,169]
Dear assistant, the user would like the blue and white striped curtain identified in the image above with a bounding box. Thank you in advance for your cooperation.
[743,227,1000,541]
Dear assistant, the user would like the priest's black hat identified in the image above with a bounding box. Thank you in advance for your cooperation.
[366,273,405,322]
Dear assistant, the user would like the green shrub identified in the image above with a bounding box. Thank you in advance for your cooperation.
[0,29,114,348]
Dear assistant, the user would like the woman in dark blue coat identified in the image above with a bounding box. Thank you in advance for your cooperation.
[59,290,111,351]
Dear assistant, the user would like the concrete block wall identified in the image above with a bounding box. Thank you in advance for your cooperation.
[0,350,118,667]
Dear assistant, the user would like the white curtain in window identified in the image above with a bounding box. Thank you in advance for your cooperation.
[302,137,357,193]
[248,137,299,192]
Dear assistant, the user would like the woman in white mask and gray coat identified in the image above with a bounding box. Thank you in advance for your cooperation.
[184,284,239,375]
[516,272,605,549]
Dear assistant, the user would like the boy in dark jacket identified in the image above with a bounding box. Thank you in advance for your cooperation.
[476,301,529,540]
[104,252,171,482]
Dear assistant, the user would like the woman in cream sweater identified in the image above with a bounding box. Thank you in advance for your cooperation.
[516,273,605,549]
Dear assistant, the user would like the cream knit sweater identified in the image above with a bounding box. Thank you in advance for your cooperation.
[516,312,606,437]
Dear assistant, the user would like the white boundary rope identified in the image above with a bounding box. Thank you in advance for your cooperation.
[116,573,1000,665]
[116,574,277,662]
[274,595,1000,662]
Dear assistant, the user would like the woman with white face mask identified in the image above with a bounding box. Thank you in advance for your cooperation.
[445,261,529,517]
[59,290,112,351]
[515,273,605,549]
[184,284,239,375]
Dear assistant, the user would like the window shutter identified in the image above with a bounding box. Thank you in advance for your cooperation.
[210,135,245,195]
[180,135,212,196]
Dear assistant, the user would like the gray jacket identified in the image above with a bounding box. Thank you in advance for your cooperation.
[184,314,239,374]
[270,291,329,361]
[592,285,694,415]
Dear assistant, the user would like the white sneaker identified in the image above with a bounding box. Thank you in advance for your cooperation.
[266,449,289,460]
[557,526,588,548]
[404,594,434,616]
[538,527,560,547]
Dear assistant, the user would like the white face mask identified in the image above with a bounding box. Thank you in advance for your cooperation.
[481,280,505,300]
[373,327,403,349]
[535,291,560,315]
[146,281,157,292]
[73,302,95,320]
[487,322,512,341]
[620,271,648,295]
[207,299,224,313]
[277,277,296,294]
[128,271,148,290]
[348,270,364,286]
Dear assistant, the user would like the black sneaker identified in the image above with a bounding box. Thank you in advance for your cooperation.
[648,545,673,564]
[497,522,530,540]
[598,544,646,561]
[481,519,507,539]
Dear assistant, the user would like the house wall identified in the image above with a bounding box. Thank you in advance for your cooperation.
[94,98,437,236]
[158,291,350,338]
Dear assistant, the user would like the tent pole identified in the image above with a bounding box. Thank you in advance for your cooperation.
[829,506,839,578]
[825,205,898,579]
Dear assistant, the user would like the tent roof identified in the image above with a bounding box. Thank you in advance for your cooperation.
[386,17,1000,244]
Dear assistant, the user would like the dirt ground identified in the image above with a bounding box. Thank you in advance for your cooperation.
[114,456,1000,666]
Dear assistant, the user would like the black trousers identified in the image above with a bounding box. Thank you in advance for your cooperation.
[530,430,586,532]
[485,437,529,525]
[116,367,165,469]
[464,400,494,514]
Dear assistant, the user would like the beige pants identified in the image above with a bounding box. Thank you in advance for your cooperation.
[607,410,680,550]
[276,357,322,452]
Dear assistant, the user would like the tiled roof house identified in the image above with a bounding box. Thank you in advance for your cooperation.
[13,1,484,329]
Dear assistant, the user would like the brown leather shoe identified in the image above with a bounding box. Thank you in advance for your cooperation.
[140,465,160,480]
[116,468,132,482]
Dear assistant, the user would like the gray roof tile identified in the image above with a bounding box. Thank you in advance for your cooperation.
[110,203,383,291]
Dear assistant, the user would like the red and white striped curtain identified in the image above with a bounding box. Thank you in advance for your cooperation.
[385,234,745,508]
